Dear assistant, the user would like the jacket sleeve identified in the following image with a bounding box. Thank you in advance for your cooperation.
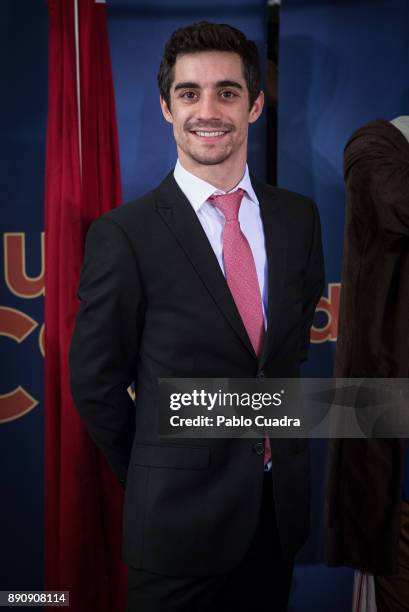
[300,199,325,362]
[69,216,145,486]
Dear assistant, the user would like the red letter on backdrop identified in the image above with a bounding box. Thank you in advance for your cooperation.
[311,283,340,343]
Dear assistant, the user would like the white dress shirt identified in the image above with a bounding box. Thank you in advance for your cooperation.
[173,159,268,326]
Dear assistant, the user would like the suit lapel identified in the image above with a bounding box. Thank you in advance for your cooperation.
[251,176,287,367]
[155,173,256,358]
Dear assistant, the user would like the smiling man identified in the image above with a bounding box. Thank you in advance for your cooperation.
[160,49,261,186]
[70,22,324,612]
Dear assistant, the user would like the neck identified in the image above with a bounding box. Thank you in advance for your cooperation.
[178,151,247,192]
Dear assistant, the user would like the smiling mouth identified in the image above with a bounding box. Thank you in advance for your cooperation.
[190,129,230,140]
[194,130,227,138]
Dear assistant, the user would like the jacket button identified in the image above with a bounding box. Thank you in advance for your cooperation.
[257,370,265,379]
[253,442,265,455]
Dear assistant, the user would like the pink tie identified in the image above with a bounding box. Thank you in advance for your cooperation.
[208,188,272,467]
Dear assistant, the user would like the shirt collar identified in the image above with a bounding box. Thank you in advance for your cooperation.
[173,159,259,213]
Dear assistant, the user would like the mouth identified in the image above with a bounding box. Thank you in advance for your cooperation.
[190,129,230,142]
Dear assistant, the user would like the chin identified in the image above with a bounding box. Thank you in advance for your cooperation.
[190,150,232,166]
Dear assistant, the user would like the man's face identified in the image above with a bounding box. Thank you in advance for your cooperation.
[160,51,263,169]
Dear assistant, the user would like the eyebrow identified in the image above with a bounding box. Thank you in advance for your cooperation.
[174,80,244,92]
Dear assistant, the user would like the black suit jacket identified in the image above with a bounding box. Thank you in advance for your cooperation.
[69,172,324,576]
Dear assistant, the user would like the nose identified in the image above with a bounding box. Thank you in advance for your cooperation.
[196,92,222,123]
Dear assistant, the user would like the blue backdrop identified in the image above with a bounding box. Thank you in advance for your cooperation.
[0,0,47,595]
[1,1,409,610]
[278,1,409,609]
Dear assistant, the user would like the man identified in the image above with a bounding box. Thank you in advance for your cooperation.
[70,21,324,612]
[325,117,409,611]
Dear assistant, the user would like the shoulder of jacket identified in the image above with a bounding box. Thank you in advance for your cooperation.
[100,190,157,227]
[274,186,314,208]
[251,174,313,208]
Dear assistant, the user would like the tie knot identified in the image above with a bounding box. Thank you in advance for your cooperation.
[208,188,246,221]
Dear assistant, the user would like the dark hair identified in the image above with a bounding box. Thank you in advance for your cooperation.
[157,21,261,110]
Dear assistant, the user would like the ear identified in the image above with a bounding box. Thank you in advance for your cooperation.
[248,90,264,124]
[160,95,173,124]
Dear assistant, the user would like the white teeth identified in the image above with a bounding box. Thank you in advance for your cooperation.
[195,131,226,137]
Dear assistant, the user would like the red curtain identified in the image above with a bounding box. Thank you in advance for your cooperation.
[44,1,126,610]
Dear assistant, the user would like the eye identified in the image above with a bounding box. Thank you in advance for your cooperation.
[180,91,198,100]
[220,90,238,99]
